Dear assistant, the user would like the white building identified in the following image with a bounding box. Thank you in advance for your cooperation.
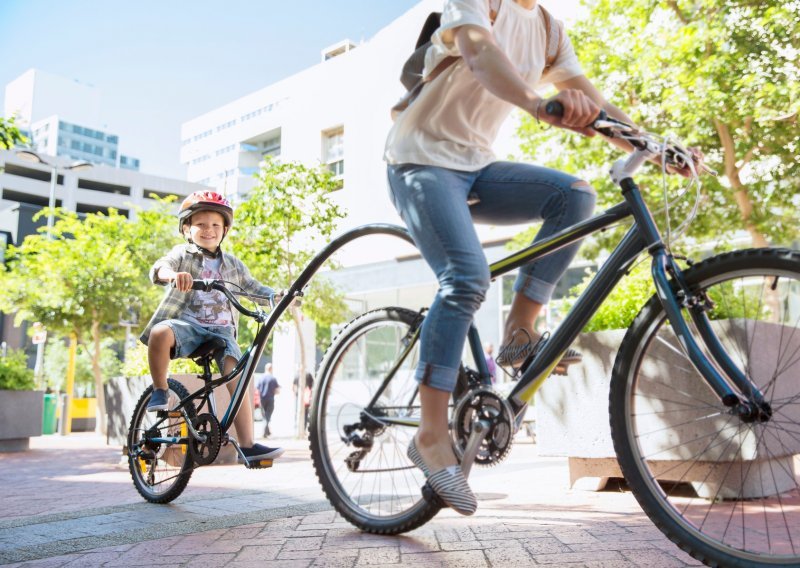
[0,147,209,355]
[180,1,591,377]
[0,149,202,235]
[5,69,140,170]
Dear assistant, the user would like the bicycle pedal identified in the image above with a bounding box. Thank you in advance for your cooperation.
[167,411,183,418]
[246,458,274,469]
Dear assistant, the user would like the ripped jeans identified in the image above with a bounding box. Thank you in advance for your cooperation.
[386,161,596,393]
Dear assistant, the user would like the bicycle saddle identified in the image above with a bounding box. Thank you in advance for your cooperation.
[188,337,226,364]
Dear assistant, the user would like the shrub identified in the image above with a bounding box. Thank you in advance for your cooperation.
[0,349,36,390]
[561,262,655,332]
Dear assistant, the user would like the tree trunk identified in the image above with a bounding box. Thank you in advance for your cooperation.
[292,305,307,439]
[713,119,769,248]
[91,317,107,436]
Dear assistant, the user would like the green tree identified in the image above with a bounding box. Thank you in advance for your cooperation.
[230,159,349,434]
[0,203,176,432]
[517,0,799,251]
[0,116,26,150]
[43,336,123,396]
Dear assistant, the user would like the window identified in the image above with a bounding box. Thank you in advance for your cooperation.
[262,131,281,157]
[322,127,344,185]
[71,140,81,150]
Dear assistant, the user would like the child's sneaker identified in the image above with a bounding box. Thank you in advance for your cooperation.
[147,388,170,412]
[240,443,285,464]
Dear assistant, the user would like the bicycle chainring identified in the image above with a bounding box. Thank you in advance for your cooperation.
[189,413,221,466]
[451,387,515,467]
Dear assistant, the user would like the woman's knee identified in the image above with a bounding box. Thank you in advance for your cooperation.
[440,264,491,312]
[569,179,597,217]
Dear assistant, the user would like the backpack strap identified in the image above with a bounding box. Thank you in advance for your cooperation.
[539,5,563,71]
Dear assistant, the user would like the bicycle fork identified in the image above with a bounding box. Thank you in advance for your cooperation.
[651,250,771,422]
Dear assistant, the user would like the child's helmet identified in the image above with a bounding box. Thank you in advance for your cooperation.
[178,191,234,234]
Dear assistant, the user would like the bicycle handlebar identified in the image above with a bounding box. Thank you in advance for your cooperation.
[544,101,716,176]
[187,279,268,319]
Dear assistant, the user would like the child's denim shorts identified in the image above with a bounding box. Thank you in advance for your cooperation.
[157,319,242,373]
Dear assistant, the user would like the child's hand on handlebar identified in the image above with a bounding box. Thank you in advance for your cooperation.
[537,90,601,137]
[171,272,194,292]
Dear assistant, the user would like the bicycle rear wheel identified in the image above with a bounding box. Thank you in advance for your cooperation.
[128,378,196,504]
[309,307,441,534]
[611,248,800,566]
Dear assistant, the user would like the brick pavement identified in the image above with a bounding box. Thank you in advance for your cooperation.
[0,433,703,567]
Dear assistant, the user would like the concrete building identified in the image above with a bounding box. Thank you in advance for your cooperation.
[0,148,208,351]
[4,69,140,170]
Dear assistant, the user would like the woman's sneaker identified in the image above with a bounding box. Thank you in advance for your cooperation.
[240,443,285,464]
[146,388,170,412]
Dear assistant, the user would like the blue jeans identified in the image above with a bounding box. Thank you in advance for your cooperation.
[386,161,596,392]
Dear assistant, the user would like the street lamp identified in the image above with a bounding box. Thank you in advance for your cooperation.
[14,149,93,239]
[13,149,93,435]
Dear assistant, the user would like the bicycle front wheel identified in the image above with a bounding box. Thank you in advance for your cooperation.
[309,307,441,534]
[128,378,196,504]
[611,248,800,566]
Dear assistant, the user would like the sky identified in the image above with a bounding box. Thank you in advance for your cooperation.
[0,1,424,179]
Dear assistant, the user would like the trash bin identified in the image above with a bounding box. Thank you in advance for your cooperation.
[42,393,58,435]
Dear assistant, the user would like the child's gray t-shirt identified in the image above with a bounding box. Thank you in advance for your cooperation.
[181,255,233,328]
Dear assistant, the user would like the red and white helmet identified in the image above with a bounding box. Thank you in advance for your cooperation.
[178,191,234,235]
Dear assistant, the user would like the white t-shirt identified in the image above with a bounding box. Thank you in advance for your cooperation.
[181,255,234,328]
[385,0,584,171]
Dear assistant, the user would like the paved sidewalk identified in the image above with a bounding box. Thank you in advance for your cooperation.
[0,433,703,567]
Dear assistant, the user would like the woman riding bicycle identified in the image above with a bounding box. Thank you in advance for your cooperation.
[384,0,701,515]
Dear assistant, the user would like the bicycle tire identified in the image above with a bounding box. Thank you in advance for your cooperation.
[611,248,800,566]
[309,307,442,534]
[128,378,197,504]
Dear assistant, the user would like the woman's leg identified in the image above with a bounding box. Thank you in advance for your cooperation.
[470,162,596,348]
[387,164,488,470]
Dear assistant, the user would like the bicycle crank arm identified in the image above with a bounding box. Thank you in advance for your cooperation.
[461,419,491,478]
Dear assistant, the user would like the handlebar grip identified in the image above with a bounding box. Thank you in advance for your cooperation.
[190,279,214,292]
[544,100,564,118]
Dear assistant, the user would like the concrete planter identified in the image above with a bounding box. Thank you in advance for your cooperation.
[105,374,245,465]
[535,321,799,498]
[0,390,44,452]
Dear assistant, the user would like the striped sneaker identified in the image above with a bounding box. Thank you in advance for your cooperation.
[427,465,478,516]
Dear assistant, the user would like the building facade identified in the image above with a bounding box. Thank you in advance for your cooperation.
[4,69,140,170]
[0,148,208,352]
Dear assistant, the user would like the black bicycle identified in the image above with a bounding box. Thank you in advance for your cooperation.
[307,106,800,567]
[127,281,298,504]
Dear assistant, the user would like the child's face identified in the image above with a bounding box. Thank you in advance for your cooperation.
[184,210,227,250]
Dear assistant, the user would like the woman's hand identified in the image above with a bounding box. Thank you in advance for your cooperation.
[669,147,706,178]
[171,272,194,292]
[536,90,601,136]
[652,146,706,178]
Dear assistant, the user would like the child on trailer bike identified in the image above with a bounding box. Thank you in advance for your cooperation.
[138,190,284,465]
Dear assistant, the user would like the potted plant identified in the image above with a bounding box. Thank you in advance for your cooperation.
[0,348,43,451]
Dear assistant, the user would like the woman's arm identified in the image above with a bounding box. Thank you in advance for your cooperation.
[452,24,600,135]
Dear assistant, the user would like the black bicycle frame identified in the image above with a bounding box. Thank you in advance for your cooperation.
[496,178,753,416]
